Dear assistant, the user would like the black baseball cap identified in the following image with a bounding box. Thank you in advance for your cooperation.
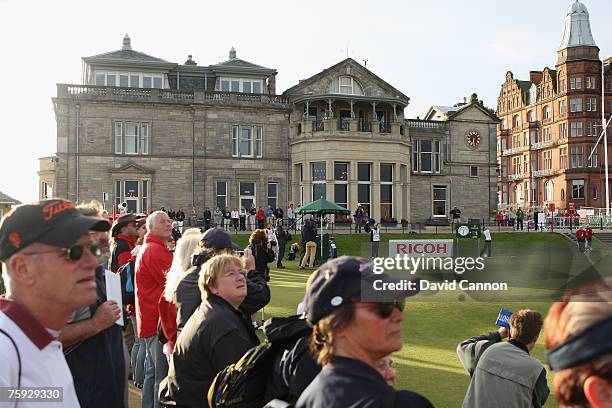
[303,256,419,324]
[111,213,141,237]
[200,228,240,251]
[0,199,111,261]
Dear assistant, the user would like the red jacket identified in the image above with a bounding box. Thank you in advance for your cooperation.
[159,298,178,353]
[257,209,266,220]
[135,234,173,339]
[584,228,593,240]
[576,229,586,241]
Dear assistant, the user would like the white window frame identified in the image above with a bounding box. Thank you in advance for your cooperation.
[380,164,393,220]
[588,145,598,168]
[113,179,150,213]
[219,77,264,94]
[239,182,256,209]
[216,181,227,210]
[231,125,263,158]
[432,185,447,217]
[543,150,552,170]
[570,122,583,137]
[114,121,150,156]
[267,182,278,209]
[545,180,554,202]
[544,105,552,119]
[514,184,522,203]
[586,76,596,90]
[586,97,597,112]
[311,161,327,200]
[571,146,584,168]
[337,76,363,95]
[357,163,371,216]
[572,179,585,199]
[570,77,582,90]
[570,98,583,112]
[94,71,165,88]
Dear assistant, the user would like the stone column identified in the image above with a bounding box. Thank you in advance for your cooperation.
[371,161,380,221]
[349,119,358,132]
[303,120,313,133]
[371,120,380,134]
[324,117,337,132]
[349,161,358,213]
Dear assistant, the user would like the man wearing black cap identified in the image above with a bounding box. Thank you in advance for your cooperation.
[0,199,110,407]
[174,228,271,335]
[296,256,432,408]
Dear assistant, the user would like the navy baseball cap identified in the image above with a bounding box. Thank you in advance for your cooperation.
[200,228,240,251]
[0,199,111,261]
[303,256,419,324]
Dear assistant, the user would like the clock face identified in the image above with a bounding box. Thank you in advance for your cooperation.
[458,225,470,237]
[465,130,481,147]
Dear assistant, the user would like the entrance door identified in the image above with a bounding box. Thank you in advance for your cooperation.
[239,182,256,210]
[125,180,139,213]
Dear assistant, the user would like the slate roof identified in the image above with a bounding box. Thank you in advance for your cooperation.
[212,57,272,71]
[0,191,21,205]
[432,105,457,114]
[84,48,170,63]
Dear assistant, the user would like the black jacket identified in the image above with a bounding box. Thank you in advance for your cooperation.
[296,356,433,408]
[174,264,270,334]
[159,294,260,408]
[176,211,185,221]
[65,265,126,408]
[301,224,317,243]
[249,243,276,274]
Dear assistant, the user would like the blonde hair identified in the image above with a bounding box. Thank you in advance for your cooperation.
[198,253,244,294]
[76,200,104,217]
[545,280,612,406]
[163,228,203,302]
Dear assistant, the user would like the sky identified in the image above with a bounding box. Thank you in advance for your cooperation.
[0,0,610,204]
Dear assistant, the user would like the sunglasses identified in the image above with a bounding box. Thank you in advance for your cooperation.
[23,243,101,262]
[357,300,405,319]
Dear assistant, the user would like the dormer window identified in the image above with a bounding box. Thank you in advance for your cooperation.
[220,78,263,93]
[333,76,364,95]
[94,71,165,88]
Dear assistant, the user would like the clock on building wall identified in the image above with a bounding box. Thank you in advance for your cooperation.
[465,130,481,148]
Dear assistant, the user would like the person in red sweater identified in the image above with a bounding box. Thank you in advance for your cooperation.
[576,226,586,253]
[135,210,173,408]
[257,206,266,229]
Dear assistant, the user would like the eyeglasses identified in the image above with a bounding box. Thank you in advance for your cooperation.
[22,243,101,262]
[357,300,405,319]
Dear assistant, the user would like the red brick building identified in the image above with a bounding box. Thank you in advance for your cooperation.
[497,1,612,212]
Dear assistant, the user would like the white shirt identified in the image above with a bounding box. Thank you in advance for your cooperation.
[0,298,81,408]
[372,229,381,242]
[231,210,239,219]
[483,229,492,241]
[287,207,294,219]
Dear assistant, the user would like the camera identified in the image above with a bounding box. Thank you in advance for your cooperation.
[192,250,213,267]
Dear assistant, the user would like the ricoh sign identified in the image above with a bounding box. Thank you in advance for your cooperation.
[388,240,454,257]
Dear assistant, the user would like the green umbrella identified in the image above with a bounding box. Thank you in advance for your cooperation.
[295,198,350,258]
[295,197,350,215]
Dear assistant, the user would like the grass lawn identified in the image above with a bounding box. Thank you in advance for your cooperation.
[230,232,612,407]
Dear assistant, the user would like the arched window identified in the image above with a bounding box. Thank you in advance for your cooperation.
[514,184,522,203]
[502,119,508,130]
[545,180,554,202]
[514,115,521,128]
[544,105,552,119]
[332,76,364,95]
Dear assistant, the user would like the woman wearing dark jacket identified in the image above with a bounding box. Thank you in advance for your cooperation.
[247,228,276,275]
[159,254,259,408]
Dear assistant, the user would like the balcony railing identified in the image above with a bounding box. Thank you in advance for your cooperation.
[338,118,350,131]
[380,122,392,133]
[531,139,553,150]
[500,129,510,136]
[543,117,554,124]
[405,119,449,130]
[502,146,525,156]
[313,119,324,132]
[508,173,528,181]
[523,121,540,129]
[533,168,555,177]
[57,84,291,108]
[358,118,371,132]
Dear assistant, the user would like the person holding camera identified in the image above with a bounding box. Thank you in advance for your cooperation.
[173,228,270,336]
[248,229,276,276]
[456,309,549,408]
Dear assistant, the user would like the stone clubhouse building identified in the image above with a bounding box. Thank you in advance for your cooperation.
[39,35,499,225]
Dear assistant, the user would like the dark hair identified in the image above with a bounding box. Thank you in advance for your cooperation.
[510,309,543,345]
[249,229,268,246]
[309,302,355,366]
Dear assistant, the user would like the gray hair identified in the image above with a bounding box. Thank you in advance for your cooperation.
[147,210,168,230]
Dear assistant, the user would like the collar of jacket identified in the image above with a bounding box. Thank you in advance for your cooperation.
[116,234,137,245]
[509,339,530,354]
[144,233,170,248]
[205,292,241,312]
